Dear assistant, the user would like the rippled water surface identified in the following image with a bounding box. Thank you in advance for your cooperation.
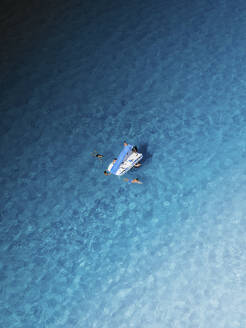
[1,0,246,327]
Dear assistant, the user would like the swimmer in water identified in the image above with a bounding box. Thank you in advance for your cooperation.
[91,150,104,159]
[124,178,143,184]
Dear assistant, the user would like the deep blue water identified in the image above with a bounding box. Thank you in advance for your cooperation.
[1,0,246,327]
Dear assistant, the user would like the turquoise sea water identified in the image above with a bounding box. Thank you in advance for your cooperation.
[1,0,246,327]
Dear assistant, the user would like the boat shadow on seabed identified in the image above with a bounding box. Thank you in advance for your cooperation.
[138,143,152,165]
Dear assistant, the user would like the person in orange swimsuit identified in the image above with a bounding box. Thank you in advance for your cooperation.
[124,178,143,184]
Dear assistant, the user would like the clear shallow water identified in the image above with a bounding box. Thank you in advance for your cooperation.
[1,0,246,327]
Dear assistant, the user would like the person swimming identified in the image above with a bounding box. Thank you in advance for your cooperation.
[91,150,104,159]
[124,178,143,184]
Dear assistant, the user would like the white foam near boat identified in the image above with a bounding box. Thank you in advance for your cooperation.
[107,144,143,176]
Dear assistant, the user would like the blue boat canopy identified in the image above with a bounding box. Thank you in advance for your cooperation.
[110,144,133,175]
